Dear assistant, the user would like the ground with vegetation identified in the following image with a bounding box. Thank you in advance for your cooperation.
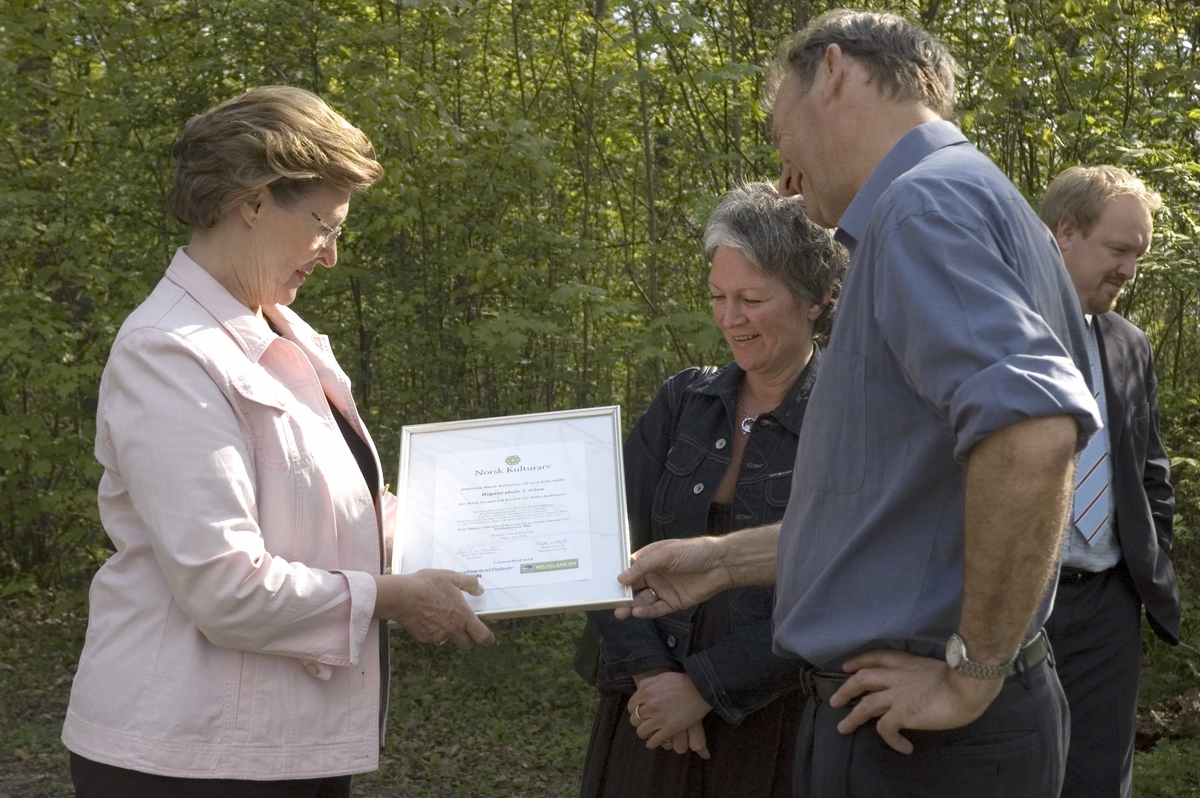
[1,596,1197,798]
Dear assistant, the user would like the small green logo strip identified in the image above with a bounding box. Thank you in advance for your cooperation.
[519,558,579,574]
[505,455,521,465]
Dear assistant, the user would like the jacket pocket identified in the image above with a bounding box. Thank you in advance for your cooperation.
[234,651,258,733]
[1130,401,1151,465]
[795,350,866,495]
[650,439,706,526]
[228,372,300,469]
[765,470,793,508]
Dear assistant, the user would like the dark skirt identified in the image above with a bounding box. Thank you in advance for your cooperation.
[70,752,352,798]
[579,504,802,798]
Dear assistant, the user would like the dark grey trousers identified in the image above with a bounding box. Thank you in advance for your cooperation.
[1045,562,1143,798]
[792,657,1069,798]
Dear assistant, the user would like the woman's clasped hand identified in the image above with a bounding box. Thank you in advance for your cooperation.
[373,570,495,650]
[627,669,713,758]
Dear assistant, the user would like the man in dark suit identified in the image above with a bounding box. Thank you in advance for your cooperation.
[1040,165,1182,798]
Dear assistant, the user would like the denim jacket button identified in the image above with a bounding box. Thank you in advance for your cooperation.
[714,438,727,450]
[692,483,704,494]
[667,635,677,648]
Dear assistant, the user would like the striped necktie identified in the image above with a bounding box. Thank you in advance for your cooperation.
[1073,389,1110,546]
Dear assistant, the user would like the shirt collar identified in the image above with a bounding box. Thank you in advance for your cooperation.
[835,120,969,252]
[694,344,822,435]
[164,247,278,364]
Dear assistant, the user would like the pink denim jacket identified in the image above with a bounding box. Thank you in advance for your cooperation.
[62,249,395,780]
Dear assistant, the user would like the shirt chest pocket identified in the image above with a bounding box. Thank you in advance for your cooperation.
[795,350,866,495]
[651,439,707,526]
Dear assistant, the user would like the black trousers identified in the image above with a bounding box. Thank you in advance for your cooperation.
[792,658,1069,798]
[1044,562,1143,798]
[70,753,352,798]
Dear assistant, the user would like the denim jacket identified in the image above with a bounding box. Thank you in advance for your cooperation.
[586,349,819,725]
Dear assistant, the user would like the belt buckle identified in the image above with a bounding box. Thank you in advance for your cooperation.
[1059,567,1088,585]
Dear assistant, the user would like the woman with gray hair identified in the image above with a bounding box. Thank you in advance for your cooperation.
[577,182,847,798]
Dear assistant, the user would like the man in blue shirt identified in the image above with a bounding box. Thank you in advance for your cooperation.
[616,10,1102,797]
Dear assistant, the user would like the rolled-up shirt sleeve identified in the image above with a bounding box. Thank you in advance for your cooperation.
[872,208,1101,461]
[99,328,376,667]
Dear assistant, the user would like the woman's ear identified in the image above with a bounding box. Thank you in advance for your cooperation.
[237,191,264,229]
[807,290,833,321]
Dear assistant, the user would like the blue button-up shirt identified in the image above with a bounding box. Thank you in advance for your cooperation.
[772,121,1103,669]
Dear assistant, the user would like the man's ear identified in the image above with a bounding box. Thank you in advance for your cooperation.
[821,43,845,101]
[1054,218,1079,253]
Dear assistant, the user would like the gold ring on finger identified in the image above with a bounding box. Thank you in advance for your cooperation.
[661,739,673,749]
[645,587,660,603]
[633,703,644,723]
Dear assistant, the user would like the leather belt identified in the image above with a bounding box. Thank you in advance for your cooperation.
[801,630,1052,703]
[1059,566,1108,585]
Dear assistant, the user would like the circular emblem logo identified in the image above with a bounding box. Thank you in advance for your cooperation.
[505,455,521,466]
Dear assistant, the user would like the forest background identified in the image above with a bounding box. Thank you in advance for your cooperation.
[2,0,1199,794]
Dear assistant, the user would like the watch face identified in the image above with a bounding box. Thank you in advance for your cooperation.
[946,636,964,669]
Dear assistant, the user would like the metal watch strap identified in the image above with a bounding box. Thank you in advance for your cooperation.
[947,632,1015,680]
[954,657,1010,680]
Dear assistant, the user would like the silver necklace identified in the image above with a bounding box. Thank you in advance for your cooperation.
[738,393,755,435]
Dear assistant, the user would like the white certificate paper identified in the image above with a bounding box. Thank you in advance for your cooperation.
[432,441,592,589]
[393,406,632,619]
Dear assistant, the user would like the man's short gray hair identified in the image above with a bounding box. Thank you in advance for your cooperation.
[766,9,959,120]
[703,182,848,335]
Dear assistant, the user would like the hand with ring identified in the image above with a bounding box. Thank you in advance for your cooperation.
[627,672,712,757]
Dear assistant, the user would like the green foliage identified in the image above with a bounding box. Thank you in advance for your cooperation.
[1,1,1199,705]
[1134,737,1200,797]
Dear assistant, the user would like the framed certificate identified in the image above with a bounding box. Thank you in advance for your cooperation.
[392,406,634,619]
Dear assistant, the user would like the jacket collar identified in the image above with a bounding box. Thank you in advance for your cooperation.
[164,248,277,364]
[692,344,821,435]
[263,303,384,470]
[835,120,969,254]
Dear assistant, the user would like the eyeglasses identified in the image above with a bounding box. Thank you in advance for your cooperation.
[311,212,342,250]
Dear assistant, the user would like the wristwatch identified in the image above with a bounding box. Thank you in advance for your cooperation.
[945,633,1014,680]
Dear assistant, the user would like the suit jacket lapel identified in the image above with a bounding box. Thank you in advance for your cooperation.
[1095,314,1125,447]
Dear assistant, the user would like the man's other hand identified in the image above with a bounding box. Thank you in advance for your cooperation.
[829,649,1004,754]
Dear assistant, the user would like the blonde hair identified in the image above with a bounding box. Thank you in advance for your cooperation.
[1039,165,1162,236]
[766,10,959,120]
[165,86,383,228]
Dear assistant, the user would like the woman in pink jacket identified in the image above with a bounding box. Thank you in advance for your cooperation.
[61,86,494,797]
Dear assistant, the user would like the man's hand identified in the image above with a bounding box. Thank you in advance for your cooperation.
[615,538,734,619]
[627,671,712,756]
[615,524,780,620]
[828,649,1003,754]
